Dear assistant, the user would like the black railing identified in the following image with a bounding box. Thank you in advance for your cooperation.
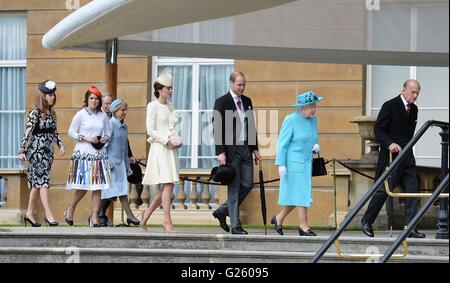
[310,120,449,263]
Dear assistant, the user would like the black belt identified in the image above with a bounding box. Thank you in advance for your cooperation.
[32,128,55,135]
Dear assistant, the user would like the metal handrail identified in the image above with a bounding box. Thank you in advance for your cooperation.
[334,231,409,260]
[381,174,449,262]
[310,120,449,263]
[384,152,449,198]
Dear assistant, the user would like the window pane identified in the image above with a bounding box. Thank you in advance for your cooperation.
[371,65,410,111]
[176,111,192,169]
[0,15,27,60]
[0,67,26,168]
[0,178,6,205]
[414,67,449,167]
[198,111,216,169]
[0,112,24,168]
[198,65,233,169]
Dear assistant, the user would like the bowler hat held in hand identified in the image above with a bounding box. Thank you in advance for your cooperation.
[211,165,236,185]
[127,162,143,184]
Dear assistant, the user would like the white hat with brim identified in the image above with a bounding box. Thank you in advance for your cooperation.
[155,73,173,87]
[291,91,324,108]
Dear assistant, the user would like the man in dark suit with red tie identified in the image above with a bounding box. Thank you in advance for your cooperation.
[362,79,426,238]
[212,71,261,235]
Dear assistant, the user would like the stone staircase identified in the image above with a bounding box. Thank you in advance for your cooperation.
[0,227,448,263]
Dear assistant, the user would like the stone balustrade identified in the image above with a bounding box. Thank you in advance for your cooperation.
[127,168,219,211]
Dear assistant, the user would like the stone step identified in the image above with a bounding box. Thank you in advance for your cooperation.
[0,247,447,263]
[0,229,448,259]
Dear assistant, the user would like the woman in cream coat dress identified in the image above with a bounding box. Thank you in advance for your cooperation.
[141,73,180,233]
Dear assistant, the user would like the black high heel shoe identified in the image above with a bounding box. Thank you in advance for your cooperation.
[88,216,101,228]
[44,217,59,227]
[126,218,140,226]
[270,216,283,235]
[298,227,317,237]
[64,208,74,226]
[23,215,41,227]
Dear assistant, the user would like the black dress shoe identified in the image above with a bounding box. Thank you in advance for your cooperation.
[270,216,283,235]
[212,210,230,233]
[407,229,426,238]
[361,219,374,238]
[231,227,248,235]
[298,228,317,236]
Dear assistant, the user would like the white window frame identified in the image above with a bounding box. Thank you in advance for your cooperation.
[152,57,234,168]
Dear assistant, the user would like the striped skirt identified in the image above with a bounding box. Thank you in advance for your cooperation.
[66,143,112,191]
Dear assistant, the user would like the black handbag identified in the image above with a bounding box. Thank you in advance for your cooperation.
[127,162,143,184]
[312,153,327,177]
[91,136,105,150]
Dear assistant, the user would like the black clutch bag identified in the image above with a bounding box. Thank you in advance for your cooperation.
[312,153,327,177]
[91,136,105,150]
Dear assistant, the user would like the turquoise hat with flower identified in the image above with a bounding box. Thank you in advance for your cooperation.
[291,91,324,108]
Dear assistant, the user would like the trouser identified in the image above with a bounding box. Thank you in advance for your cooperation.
[363,154,419,227]
[216,145,254,229]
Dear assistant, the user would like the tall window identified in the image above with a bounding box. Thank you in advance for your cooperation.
[153,58,234,170]
[0,14,27,169]
[366,4,449,167]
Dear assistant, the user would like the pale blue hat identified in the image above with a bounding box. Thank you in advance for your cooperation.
[110,98,126,113]
[291,91,324,108]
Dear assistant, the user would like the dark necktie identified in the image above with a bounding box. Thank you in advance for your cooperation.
[236,97,242,111]
[406,104,411,115]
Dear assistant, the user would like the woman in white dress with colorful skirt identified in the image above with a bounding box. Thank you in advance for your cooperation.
[64,86,112,227]
[140,73,180,233]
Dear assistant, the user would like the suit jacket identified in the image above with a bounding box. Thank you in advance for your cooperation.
[213,92,259,161]
[374,95,418,177]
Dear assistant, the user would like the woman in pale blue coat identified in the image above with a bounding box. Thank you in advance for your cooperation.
[271,91,323,236]
[102,98,140,225]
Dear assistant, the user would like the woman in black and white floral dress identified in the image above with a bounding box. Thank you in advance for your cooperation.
[18,80,65,227]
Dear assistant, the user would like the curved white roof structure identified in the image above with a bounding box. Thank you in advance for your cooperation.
[42,0,296,49]
[43,0,449,66]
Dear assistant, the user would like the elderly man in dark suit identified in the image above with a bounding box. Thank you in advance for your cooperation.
[361,79,425,238]
[212,71,261,235]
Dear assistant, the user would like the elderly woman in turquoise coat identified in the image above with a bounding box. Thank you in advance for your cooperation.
[271,91,323,237]
[101,98,140,226]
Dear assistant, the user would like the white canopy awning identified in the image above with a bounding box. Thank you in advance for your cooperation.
[43,0,449,67]
[42,0,295,49]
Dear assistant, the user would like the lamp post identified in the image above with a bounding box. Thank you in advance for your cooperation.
[436,125,449,239]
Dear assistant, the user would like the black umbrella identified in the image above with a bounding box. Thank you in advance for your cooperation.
[257,159,268,235]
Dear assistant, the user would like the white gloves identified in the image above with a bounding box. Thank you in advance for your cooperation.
[279,166,287,177]
[312,144,320,153]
